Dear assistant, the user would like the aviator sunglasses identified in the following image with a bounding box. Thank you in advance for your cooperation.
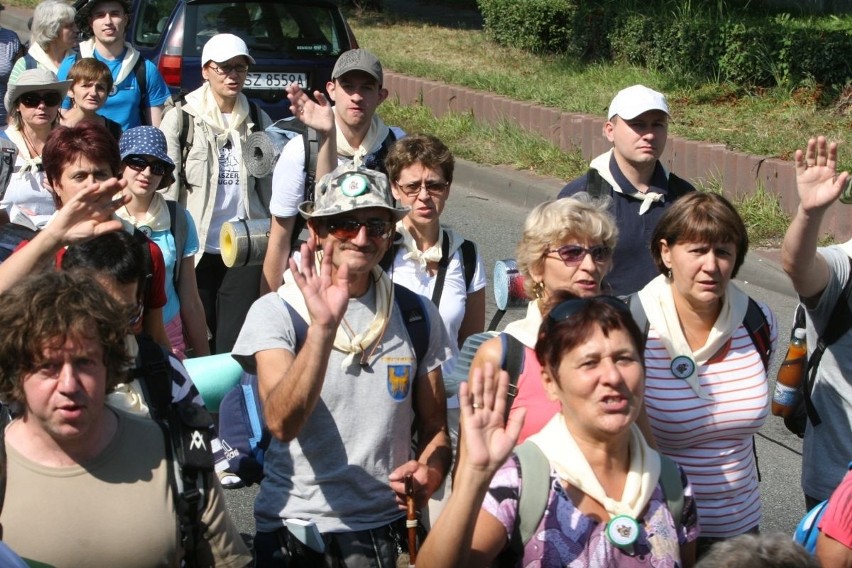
[396,180,450,197]
[324,218,394,240]
[124,155,169,176]
[547,244,613,266]
[19,91,63,108]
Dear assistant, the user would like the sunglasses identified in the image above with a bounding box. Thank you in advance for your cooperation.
[124,155,169,176]
[547,244,612,266]
[396,180,449,197]
[546,295,630,326]
[324,218,394,240]
[127,299,144,328]
[19,91,62,108]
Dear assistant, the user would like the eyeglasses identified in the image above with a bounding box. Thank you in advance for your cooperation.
[127,299,144,328]
[124,156,169,176]
[19,91,62,108]
[395,180,449,197]
[545,295,630,327]
[324,218,394,240]
[209,63,249,76]
[547,244,612,266]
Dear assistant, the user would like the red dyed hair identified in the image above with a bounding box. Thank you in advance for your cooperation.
[43,122,121,193]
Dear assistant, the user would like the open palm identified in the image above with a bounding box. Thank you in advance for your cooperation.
[795,136,850,211]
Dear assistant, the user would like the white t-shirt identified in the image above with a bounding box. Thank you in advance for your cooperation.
[206,114,244,252]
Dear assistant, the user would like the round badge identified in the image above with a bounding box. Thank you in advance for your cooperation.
[340,174,369,197]
[606,515,640,548]
[670,355,695,380]
[138,225,153,237]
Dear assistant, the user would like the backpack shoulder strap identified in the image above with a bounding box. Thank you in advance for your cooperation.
[166,200,188,288]
[584,168,608,199]
[666,172,694,200]
[132,229,154,302]
[626,293,650,339]
[302,126,320,203]
[23,53,37,70]
[131,334,172,419]
[133,57,148,125]
[500,333,525,422]
[248,101,262,133]
[743,298,771,372]
[430,230,452,308]
[174,96,194,188]
[394,283,430,370]
[509,442,551,555]
[459,238,477,292]
[658,454,684,534]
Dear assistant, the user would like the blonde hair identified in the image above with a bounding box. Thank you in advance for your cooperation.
[516,194,617,297]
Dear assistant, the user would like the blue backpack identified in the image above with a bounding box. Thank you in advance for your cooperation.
[217,284,431,486]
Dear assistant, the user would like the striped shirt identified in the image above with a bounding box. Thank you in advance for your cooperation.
[643,301,777,538]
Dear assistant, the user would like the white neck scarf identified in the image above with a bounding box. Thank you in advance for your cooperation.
[637,274,748,399]
[184,84,251,153]
[25,42,61,74]
[503,299,544,348]
[590,150,666,215]
[115,193,170,233]
[527,414,660,520]
[397,224,465,270]
[278,258,393,369]
[79,39,141,85]
[335,111,390,167]
[5,129,42,176]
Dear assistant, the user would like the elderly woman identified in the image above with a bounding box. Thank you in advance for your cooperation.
[1,68,70,228]
[419,294,699,567]
[635,191,777,554]
[115,126,209,359]
[469,196,617,443]
[8,0,76,83]
[60,58,122,139]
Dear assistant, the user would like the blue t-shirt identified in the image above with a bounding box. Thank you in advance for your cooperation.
[58,49,171,131]
[148,208,200,322]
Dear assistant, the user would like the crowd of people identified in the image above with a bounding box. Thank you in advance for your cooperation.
[0,0,849,566]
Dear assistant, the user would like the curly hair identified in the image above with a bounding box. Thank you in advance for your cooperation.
[0,271,132,406]
[384,134,455,186]
[516,194,618,298]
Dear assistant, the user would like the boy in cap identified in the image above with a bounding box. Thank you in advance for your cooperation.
[57,0,170,130]
[261,48,404,294]
[233,162,451,567]
[558,84,695,296]
[160,33,273,354]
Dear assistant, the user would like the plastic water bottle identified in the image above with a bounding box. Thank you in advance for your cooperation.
[771,328,807,418]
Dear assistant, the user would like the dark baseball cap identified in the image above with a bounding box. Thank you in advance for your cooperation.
[331,49,383,85]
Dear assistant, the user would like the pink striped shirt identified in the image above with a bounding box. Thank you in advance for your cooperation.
[643,301,777,538]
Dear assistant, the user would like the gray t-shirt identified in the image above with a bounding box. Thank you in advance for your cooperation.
[802,245,852,501]
[232,285,452,533]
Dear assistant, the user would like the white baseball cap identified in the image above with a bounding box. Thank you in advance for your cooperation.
[607,85,669,120]
[201,34,256,67]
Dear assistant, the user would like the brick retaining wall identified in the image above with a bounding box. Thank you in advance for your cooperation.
[384,71,851,242]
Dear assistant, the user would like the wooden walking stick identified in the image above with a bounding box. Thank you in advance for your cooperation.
[405,473,418,567]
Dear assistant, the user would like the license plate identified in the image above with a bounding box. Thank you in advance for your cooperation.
[243,72,307,90]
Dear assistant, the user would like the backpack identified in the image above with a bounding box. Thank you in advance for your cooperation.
[793,462,852,554]
[165,200,188,289]
[380,229,477,307]
[0,135,16,198]
[0,336,215,566]
[502,441,684,564]
[782,258,852,437]
[288,128,397,253]
[584,168,695,202]
[217,283,432,485]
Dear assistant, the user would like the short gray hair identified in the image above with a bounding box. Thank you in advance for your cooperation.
[31,0,76,50]
[696,533,819,568]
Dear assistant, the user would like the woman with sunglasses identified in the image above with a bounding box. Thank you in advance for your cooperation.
[115,126,209,360]
[634,191,777,556]
[418,293,699,567]
[468,196,617,444]
[60,58,122,140]
[0,68,70,228]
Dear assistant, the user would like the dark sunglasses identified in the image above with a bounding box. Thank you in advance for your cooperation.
[547,244,612,266]
[546,295,630,326]
[324,218,394,240]
[124,155,169,176]
[19,91,62,108]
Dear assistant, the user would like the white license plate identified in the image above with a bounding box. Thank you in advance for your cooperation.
[243,72,307,90]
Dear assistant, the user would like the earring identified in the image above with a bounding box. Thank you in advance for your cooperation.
[532,280,545,300]
[666,268,673,279]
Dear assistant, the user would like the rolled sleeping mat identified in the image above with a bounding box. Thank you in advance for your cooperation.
[221,218,271,267]
[443,331,498,396]
[244,119,301,178]
[493,258,529,310]
[182,353,243,413]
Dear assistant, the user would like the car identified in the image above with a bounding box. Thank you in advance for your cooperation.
[126,0,358,120]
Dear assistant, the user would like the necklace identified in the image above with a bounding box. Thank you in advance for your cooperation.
[21,127,45,159]
[339,278,393,369]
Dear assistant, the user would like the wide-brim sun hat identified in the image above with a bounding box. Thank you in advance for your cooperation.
[119,126,176,189]
[299,161,409,221]
[4,68,72,117]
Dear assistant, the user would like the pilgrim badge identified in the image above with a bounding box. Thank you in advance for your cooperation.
[670,355,695,380]
[605,515,640,548]
[138,225,153,237]
[340,174,369,197]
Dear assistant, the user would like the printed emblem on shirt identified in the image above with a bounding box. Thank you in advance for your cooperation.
[387,364,412,401]
[218,142,240,186]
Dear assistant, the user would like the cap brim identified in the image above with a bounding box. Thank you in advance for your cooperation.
[298,201,410,221]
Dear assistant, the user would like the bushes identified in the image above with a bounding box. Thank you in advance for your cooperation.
[478,0,852,90]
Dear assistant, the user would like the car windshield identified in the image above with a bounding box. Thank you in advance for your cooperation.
[186,1,347,57]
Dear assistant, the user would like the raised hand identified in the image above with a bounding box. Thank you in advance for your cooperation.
[458,363,525,476]
[287,236,349,330]
[795,136,850,212]
[42,178,128,246]
[287,83,334,137]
